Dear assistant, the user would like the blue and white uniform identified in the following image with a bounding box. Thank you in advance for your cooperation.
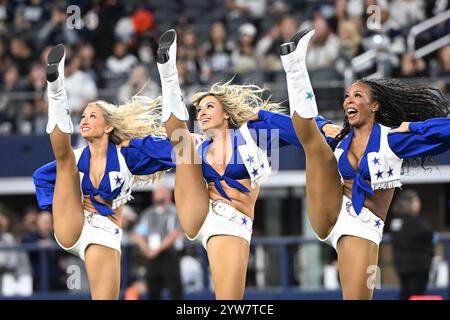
[188,109,329,248]
[33,136,175,260]
[319,118,450,249]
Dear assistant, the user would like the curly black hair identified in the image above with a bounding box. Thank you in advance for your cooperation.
[332,78,450,168]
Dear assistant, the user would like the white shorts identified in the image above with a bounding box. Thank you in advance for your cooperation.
[55,210,122,261]
[316,195,385,250]
[186,200,253,249]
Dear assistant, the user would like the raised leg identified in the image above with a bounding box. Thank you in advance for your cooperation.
[294,115,343,238]
[84,244,121,299]
[206,235,249,300]
[337,236,379,300]
[157,30,209,238]
[46,44,84,247]
[280,30,343,238]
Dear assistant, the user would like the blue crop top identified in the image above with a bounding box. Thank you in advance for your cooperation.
[33,135,175,215]
[329,118,450,213]
[199,109,330,200]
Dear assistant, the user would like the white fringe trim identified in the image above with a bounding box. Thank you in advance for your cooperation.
[131,174,154,187]
[251,168,272,189]
[372,180,403,191]
[112,193,134,209]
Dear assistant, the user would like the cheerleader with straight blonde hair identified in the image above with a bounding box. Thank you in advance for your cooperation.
[156,29,333,299]
[32,44,175,299]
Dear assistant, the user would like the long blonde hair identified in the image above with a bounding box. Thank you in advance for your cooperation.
[94,96,166,144]
[191,80,285,128]
[94,96,168,183]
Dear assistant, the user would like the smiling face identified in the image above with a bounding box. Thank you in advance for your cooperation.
[343,82,379,128]
[196,95,230,132]
[79,103,113,141]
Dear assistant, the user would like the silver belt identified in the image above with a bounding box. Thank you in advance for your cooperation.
[86,212,122,238]
[345,200,384,230]
[211,200,252,231]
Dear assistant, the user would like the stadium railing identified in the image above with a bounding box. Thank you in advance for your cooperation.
[0,234,449,300]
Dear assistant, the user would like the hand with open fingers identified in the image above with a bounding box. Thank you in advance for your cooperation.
[322,123,342,138]
[390,122,410,133]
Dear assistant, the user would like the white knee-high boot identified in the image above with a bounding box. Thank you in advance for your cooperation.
[46,44,73,134]
[280,30,318,119]
[156,29,189,122]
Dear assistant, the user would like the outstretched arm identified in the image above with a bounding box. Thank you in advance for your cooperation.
[120,135,175,175]
[248,110,340,147]
[388,118,450,158]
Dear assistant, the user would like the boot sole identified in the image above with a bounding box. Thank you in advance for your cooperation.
[280,29,312,55]
[156,29,176,64]
[47,44,65,82]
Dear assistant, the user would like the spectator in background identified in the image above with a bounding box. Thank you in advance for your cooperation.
[306,12,340,77]
[118,64,160,103]
[335,19,364,75]
[0,206,19,274]
[231,23,260,80]
[176,58,202,99]
[179,246,203,294]
[130,10,158,67]
[9,7,32,38]
[0,205,32,295]
[0,0,10,35]
[21,0,45,25]
[436,45,450,77]
[0,37,11,73]
[425,0,450,18]
[334,0,380,35]
[0,64,23,134]
[436,45,450,98]
[36,1,77,49]
[178,27,208,84]
[78,44,98,84]
[338,19,363,58]
[18,62,47,134]
[121,205,148,300]
[256,15,299,74]
[225,0,268,28]
[21,211,66,292]
[396,53,428,78]
[121,205,138,246]
[9,37,34,78]
[389,0,425,30]
[105,41,138,81]
[64,55,98,119]
[133,184,184,300]
[390,190,435,300]
[202,20,234,82]
[83,0,123,62]
[21,206,39,236]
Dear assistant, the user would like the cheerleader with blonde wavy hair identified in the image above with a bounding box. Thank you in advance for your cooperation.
[155,29,333,299]
[32,44,175,299]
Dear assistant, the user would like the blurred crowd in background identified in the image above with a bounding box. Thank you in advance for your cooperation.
[0,0,450,298]
[0,0,449,135]
[0,184,206,298]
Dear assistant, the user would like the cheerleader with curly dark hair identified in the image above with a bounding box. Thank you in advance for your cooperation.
[278,29,450,299]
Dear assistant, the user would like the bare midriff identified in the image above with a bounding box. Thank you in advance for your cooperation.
[342,179,395,221]
[83,194,122,227]
[207,178,259,221]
